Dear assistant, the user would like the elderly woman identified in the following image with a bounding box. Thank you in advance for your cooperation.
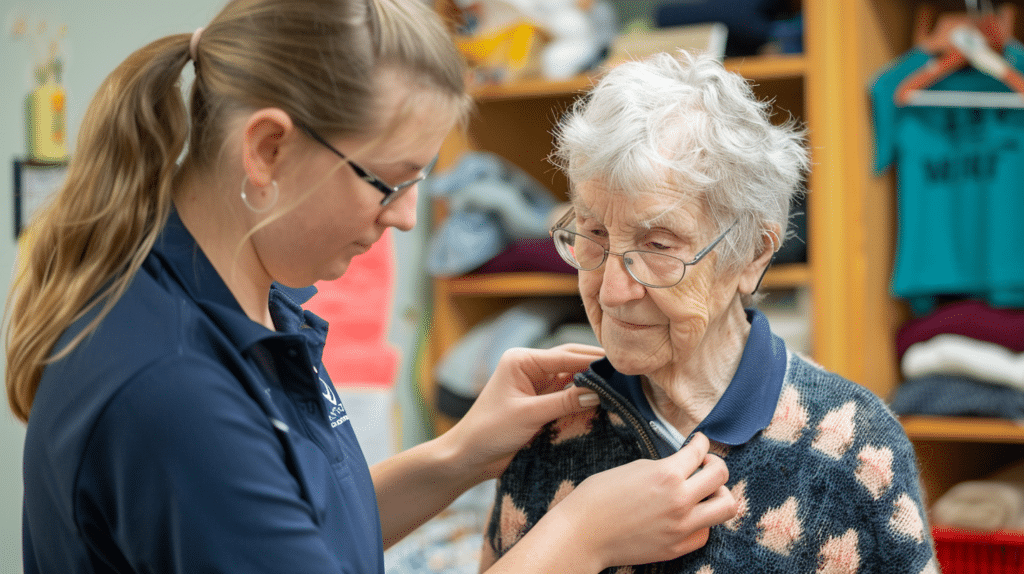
[480,51,939,573]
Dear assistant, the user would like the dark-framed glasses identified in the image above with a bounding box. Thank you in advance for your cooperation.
[296,121,432,207]
[550,208,736,288]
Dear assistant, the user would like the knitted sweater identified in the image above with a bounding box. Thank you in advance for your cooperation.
[485,344,938,573]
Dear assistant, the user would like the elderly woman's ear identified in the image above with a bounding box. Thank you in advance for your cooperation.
[737,225,781,295]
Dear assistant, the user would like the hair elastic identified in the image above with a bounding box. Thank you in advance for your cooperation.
[189,27,204,61]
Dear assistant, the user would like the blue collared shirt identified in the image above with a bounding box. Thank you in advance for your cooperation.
[22,211,383,573]
[594,309,787,457]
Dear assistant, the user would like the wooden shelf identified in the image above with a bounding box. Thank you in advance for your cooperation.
[469,54,807,101]
[471,76,594,101]
[440,272,579,296]
[761,263,811,289]
[725,53,807,80]
[902,416,1024,444]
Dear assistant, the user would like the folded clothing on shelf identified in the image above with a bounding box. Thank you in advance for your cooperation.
[932,480,1024,532]
[655,0,789,57]
[888,375,1024,420]
[901,334,1024,391]
[932,460,1024,532]
[474,238,576,275]
[425,209,506,277]
[896,299,1024,363]
[425,151,560,277]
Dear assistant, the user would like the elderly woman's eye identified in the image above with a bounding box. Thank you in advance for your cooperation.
[646,239,683,253]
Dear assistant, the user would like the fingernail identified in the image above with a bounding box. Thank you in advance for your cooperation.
[578,393,600,408]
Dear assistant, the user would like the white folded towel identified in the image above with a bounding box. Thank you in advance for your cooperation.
[902,334,1024,391]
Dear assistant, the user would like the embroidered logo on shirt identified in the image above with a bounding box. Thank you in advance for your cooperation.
[320,376,350,428]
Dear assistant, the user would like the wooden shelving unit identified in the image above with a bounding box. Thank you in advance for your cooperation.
[424,0,1024,505]
[902,416,1024,444]
[443,273,580,297]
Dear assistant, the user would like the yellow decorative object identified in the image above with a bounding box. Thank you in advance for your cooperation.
[27,79,68,163]
[13,15,69,163]
[455,21,545,82]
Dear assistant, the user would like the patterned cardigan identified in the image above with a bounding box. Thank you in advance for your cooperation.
[484,352,939,574]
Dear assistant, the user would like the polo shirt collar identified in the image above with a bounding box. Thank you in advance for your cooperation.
[595,308,787,447]
[148,209,323,352]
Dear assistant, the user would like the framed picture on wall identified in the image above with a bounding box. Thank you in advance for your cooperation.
[12,159,68,238]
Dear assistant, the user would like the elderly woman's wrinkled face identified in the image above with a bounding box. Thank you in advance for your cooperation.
[574,179,742,376]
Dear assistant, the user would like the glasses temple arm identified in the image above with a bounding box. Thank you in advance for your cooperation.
[688,221,737,264]
[550,206,576,233]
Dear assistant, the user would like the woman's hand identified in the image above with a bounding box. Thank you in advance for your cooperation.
[565,433,736,567]
[486,433,737,573]
[443,343,605,482]
[373,343,602,548]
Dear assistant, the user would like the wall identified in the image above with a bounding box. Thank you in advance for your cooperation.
[0,1,436,571]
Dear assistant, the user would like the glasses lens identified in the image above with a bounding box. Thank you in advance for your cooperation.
[553,229,605,270]
[624,251,687,287]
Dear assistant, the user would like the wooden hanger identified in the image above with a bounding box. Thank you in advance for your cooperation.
[894,2,1024,107]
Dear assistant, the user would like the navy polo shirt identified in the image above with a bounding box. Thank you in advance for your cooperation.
[595,309,787,457]
[21,211,384,573]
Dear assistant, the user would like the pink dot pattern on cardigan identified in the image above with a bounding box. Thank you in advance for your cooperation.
[756,497,803,556]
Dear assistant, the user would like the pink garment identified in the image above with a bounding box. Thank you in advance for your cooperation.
[896,299,1024,362]
[303,230,399,388]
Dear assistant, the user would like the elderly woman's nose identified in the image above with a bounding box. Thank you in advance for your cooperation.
[599,254,647,303]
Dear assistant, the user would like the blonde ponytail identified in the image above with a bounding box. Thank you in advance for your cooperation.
[5,35,192,421]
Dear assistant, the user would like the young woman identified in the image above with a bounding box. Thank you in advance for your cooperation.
[5,1,736,572]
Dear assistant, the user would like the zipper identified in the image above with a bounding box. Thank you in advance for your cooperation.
[648,419,685,451]
[576,371,666,574]
[557,368,667,568]
[574,372,660,460]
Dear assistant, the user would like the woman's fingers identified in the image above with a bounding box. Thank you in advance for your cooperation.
[505,344,604,394]
[554,433,736,568]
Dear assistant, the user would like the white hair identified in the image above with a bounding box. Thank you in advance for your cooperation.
[551,50,810,278]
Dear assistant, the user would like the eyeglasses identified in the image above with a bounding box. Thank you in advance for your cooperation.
[550,208,735,288]
[296,121,431,206]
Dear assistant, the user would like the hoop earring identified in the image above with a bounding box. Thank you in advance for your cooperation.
[241,177,279,213]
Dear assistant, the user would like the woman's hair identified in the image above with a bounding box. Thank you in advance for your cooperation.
[552,50,810,279]
[371,0,472,132]
[5,0,467,422]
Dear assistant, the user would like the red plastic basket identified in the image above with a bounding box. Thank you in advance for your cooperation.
[933,527,1024,573]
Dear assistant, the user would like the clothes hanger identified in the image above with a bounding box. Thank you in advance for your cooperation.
[894,1,1024,108]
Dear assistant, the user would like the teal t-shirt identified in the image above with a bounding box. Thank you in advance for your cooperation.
[872,44,1024,314]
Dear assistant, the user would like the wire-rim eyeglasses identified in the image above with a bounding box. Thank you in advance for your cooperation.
[549,208,736,288]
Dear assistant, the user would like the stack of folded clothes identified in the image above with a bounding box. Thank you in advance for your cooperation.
[424,151,575,277]
[931,460,1024,532]
[888,299,1024,420]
